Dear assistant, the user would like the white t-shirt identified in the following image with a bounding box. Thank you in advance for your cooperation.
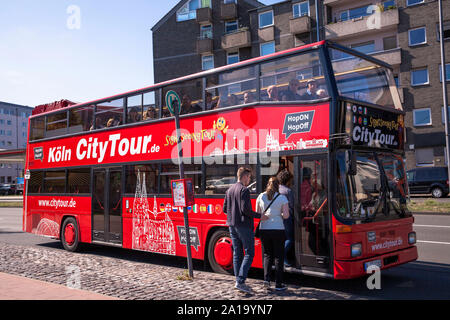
[256,192,288,230]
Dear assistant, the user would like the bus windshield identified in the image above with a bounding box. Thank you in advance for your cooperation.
[336,150,410,222]
[329,48,402,110]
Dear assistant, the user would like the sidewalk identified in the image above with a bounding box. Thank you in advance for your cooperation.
[0,272,119,300]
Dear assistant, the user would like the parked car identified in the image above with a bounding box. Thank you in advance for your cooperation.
[406,167,449,198]
[0,184,16,196]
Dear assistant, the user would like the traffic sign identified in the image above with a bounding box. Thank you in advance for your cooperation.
[165,90,181,116]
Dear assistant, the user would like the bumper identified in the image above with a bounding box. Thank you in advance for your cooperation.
[334,245,418,279]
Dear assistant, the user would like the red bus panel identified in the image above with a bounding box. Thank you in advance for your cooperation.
[27,103,330,170]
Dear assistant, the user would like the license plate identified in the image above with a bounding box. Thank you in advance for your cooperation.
[364,259,382,271]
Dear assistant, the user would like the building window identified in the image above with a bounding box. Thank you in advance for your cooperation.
[224,0,236,3]
[408,27,426,46]
[407,0,424,6]
[383,0,396,10]
[411,68,429,86]
[260,41,275,56]
[339,5,376,22]
[415,148,434,167]
[351,41,375,54]
[202,55,214,70]
[176,0,208,22]
[293,1,309,18]
[227,52,239,65]
[394,75,399,87]
[383,36,397,50]
[225,20,238,34]
[439,64,450,82]
[200,24,212,39]
[6,120,11,126]
[437,21,450,41]
[259,10,274,28]
[413,108,432,126]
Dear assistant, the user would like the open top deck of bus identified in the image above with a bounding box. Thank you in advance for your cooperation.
[28,40,402,144]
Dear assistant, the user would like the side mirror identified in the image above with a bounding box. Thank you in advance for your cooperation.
[346,150,357,176]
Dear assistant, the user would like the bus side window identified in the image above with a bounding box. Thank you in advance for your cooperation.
[43,171,66,194]
[69,105,94,133]
[125,164,158,194]
[127,95,142,124]
[29,171,44,194]
[30,117,45,141]
[68,169,90,194]
[95,99,124,129]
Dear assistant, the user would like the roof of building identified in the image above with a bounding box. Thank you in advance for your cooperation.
[151,0,265,32]
[0,101,33,110]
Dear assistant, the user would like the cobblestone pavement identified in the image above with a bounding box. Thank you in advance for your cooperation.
[0,242,366,300]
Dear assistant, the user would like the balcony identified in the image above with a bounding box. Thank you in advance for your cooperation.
[220,2,237,20]
[324,0,356,6]
[371,47,401,66]
[221,29,251,50]
[325,8,399,40]
[197,38,213,54]
[289,15,311,35]
[196,7,212,24]
[258,26,274,42]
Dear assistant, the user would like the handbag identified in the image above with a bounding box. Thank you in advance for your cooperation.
[255,193,280,238]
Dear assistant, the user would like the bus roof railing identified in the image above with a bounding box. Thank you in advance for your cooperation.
[31,40,395,118]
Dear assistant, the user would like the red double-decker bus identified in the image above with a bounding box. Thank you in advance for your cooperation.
[23,41,417,279]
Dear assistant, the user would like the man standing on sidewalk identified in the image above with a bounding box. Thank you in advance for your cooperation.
[223,167,266,294]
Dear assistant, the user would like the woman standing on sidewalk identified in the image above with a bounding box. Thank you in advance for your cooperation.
[256,177,290,291]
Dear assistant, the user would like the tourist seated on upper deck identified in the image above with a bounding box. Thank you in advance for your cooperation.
[205,92,216,110]
[266,85,280,102]
[316,89,327,98]
[90,117,104,131]
[300,79,320,100]
[143,107,157,120]
[280,79,301,101]
[106,118,115,128]
[227,94,239,107]
[180,94,202,115]
[243,91,255,104]
[128,107,141,123]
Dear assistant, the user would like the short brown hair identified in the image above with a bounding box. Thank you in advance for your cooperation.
[277,169,292,185]
[237,167,252,180]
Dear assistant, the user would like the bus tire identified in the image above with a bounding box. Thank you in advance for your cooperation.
[207,229,234,275]
[61,217,81,252]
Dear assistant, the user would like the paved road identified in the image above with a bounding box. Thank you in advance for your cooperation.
[1,208,450,299]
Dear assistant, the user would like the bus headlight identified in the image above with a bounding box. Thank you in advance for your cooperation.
[408,232,416,245]
[351,243,362,257]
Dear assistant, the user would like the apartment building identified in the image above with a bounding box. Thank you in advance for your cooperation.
[152,0,450,169]
[0,101,33,184]
[152,0,263,84]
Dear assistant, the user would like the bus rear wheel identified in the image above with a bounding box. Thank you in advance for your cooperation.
[208,230,234,275]
[61,217,81,252]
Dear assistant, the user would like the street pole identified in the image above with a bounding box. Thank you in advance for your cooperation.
[315,0,321,42]
[439,0,450,179]
[173,101,194,279]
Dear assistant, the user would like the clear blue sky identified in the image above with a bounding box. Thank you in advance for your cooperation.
[0,0,278,108]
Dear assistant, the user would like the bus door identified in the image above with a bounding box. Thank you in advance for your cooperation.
[295,156,331,272]
[92,167,123,244]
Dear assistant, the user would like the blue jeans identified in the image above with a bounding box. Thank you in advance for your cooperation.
[229,226,255,284]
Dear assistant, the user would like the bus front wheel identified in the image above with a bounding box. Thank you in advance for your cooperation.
[208,230,234,275]
[61,217,81,252]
